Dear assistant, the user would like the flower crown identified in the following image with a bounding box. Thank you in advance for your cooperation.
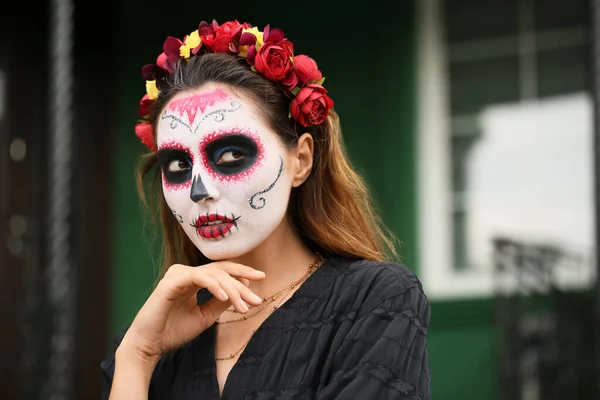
[135,20,335,152]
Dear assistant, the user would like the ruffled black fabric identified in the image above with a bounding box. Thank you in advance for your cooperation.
[101,257,431,399]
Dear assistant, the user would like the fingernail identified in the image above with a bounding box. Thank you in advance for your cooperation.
[248,292,263,304]
[252,269,266,276]
[238,299,249,312]
[218,289,229,301]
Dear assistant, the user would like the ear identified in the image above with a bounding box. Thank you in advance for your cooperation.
[291,133,314,188]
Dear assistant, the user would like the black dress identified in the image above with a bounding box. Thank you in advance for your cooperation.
[101,256,431,399]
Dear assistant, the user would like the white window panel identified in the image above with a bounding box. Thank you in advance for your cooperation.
[417,0,595,299]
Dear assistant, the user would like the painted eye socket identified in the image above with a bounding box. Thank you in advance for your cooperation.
[205,134,258,176]
[157,148,193,185]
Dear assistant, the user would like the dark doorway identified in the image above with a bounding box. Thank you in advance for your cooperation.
[0,1,115,398]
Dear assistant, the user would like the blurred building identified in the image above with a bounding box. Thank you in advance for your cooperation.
[417,1,595,399]
[0,0,595,399]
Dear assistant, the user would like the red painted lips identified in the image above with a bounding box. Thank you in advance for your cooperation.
[191,213,239,239]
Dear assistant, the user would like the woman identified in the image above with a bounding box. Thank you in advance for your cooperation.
[102,20,430,399]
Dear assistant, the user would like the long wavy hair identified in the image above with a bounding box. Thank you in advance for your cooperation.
[137,52,398,276]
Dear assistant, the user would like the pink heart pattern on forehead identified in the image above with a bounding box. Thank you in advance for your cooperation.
[169,89,230,126]
[162,88,242,134]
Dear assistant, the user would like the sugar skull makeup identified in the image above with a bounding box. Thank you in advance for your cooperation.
[156,86,294,260]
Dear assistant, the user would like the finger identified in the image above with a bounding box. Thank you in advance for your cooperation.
[198,296,232,323]
[210,269,251,313]
[212,261,266,281]
[230,278,263,306]
[158,265,225,301]
[238,277,250,287]
[185,270,229,302]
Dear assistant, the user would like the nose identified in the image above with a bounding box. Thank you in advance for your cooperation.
[190,174,218,203]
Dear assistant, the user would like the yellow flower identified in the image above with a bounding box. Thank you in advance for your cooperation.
[180,46,191,59]
[180,30,201,59]
[238,27,264,57]
[146,80,159,100]
[186,30,201,48]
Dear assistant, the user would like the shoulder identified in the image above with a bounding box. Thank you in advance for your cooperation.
[328,256,424,299]
[326,256,430,323]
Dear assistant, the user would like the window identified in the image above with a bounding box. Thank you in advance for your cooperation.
[417,0,595,298]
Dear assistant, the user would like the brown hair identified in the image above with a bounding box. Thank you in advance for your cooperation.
[137,52,398,275]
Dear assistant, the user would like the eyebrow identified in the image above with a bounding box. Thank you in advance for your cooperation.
[166,88,233,126]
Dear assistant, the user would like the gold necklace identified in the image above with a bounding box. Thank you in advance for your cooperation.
[215,253,323,324]
[214,254,324,360]
[215,284,309,361]
[215,329,257,361]
[215,288,290,324]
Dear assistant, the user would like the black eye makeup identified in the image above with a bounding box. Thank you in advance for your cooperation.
[157,148,193,185]
[204,134,259,176]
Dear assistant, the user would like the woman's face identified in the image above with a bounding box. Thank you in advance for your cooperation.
[156,84,294,260]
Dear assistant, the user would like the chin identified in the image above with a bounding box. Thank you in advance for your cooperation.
[192,236,262,261]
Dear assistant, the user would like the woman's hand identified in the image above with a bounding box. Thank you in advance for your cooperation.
[118,261,265,365]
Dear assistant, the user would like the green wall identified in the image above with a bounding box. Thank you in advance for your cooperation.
[429,299,497,399]
[110,1,497,398]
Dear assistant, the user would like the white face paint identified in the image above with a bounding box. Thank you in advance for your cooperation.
[156,84,293,260]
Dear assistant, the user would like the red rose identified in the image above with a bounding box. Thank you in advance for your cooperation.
[135,122,156,152]
[199,20,244,52]
[138,94,153,117]
[294,55,322,86]
[254,40,295,82]
[290,84,334,127]
[280,72,298,91]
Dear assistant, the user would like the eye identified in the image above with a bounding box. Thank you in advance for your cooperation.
[157,148,193,185]
[167,159,191,172]
[205,134,259,176]
[217,149,246,165]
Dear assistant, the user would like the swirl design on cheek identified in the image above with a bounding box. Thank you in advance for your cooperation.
[170,209,184,224]
[249,155,284,210]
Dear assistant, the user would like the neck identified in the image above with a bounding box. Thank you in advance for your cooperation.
[229,217,316,297]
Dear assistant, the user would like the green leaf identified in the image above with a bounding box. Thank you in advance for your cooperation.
[290,87,301,96]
